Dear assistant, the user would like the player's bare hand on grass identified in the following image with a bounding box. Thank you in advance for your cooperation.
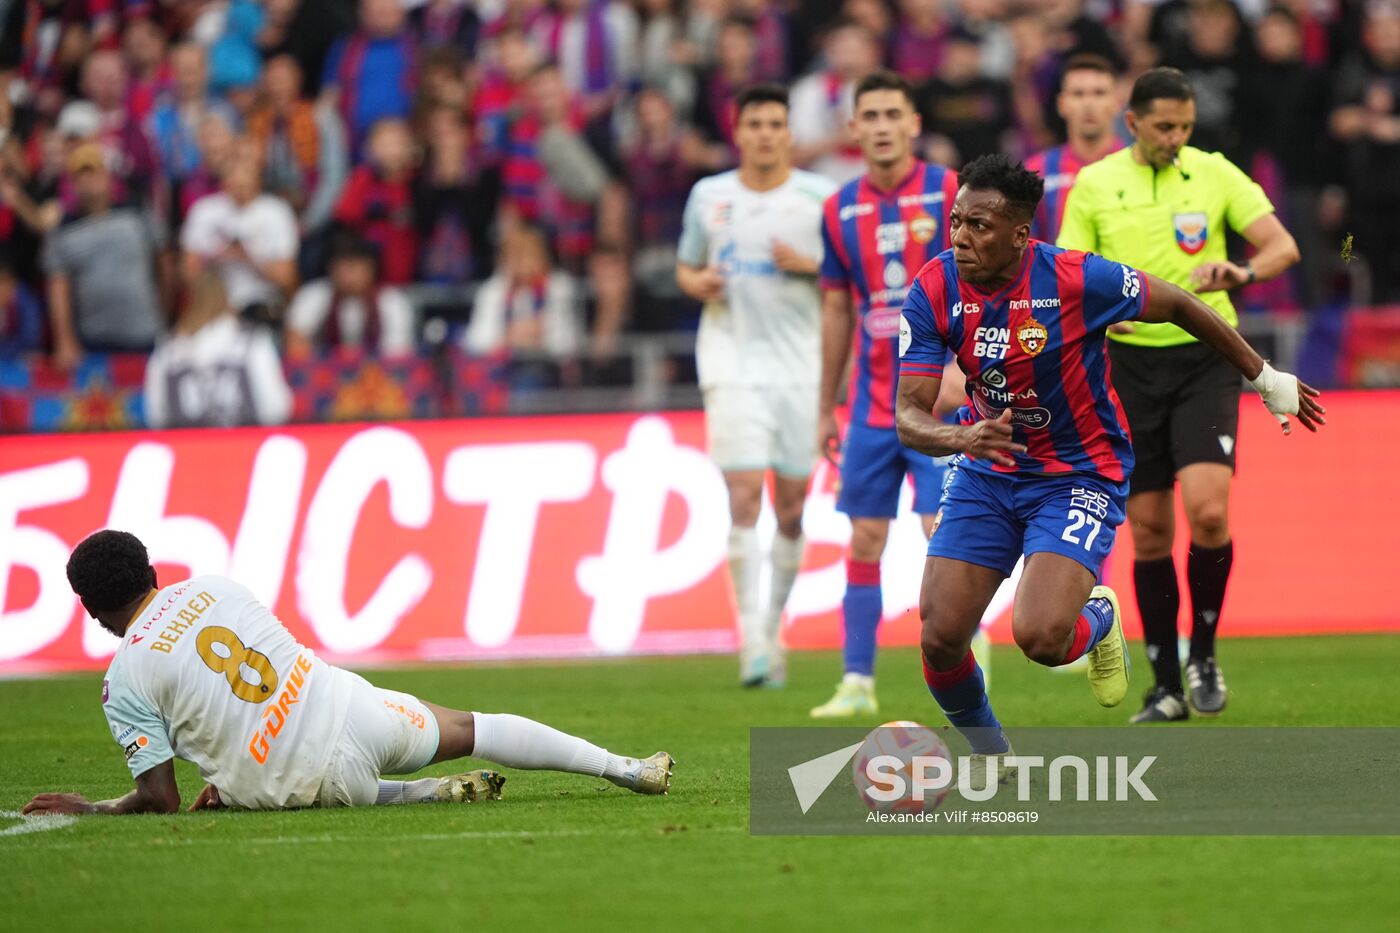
[189,783,225,811]
[819,412,842,466]
[22,792,92,815]
[964,408,1026,467]
[1189,261,1250,293]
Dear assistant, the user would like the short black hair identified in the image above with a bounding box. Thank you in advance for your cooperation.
[735,83,789,117]
[853,69,917,111]
[959,154,1044,222]
[1129,66,1195,115]
[1060,53,1118,82]
[67,530,154,612]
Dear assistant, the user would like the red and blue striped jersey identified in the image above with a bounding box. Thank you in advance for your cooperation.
[898,242,1147,483]
[1025,143,1120,244]
[820,161,958,429]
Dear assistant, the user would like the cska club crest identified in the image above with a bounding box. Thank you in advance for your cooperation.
[909,213,938,244]
[1017,317,1048,356]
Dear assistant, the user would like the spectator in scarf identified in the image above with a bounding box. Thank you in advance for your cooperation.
[147,42,239,194]
[473,27,542,166]
[121,17,171,127]
[531,0,639,117]
[333,116,419,284]
[285,231,415,357]
[414,103,500,285]
[246,55,349,249]
[790,20,882,183]
[693,17,761,149]
[320,0,419,155]
[78,49,157,205]
[728,0,791,82]
[619,86,716,332]
[464,222,581,361]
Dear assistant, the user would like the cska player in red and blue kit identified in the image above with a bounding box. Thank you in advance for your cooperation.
[897,156,1324,765]
[811,72,963,718]
[1023,54,1124,243]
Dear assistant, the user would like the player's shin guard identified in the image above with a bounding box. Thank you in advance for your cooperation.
[1060,595,1116,664]
[922,651,1008,754]
[766,532,805,649]
[1134,557,1183,693]
[728,525,764,656]
[1187,540,1232,661]
[841,559,882,676]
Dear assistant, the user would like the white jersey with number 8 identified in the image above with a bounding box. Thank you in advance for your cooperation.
[101,575,352,810]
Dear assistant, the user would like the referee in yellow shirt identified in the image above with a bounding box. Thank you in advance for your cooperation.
[1058,67,1300,724]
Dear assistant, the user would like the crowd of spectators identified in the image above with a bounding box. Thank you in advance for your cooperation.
[0,0,1396,423]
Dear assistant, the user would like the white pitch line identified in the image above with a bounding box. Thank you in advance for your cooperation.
[0,809,79,837]
[6,822,746,851]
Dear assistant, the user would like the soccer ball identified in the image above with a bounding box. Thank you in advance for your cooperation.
[850,720,953,814]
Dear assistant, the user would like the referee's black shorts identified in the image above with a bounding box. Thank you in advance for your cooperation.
[1107,340,1241,495]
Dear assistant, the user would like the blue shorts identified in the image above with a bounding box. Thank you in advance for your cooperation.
[927,463,1128,577]
[836,423,949,518]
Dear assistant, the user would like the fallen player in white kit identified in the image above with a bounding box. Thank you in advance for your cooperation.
[22,530,673,816]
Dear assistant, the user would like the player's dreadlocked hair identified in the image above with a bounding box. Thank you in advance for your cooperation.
[959,154,1044,223]
[66,530,155,612]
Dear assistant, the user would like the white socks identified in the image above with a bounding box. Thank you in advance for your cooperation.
[728,525,764,652]
[470,712,630,783]
[376,778,439,805]
[841,671,874,691]
[768,533,805,645]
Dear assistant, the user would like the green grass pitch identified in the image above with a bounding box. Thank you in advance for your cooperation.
[2,635,1398,932]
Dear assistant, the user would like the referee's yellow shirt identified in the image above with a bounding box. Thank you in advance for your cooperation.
[1056,144,1275,348]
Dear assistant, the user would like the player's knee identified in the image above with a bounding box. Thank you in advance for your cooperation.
[728,492,761,526]
[919,609,968,669]
[848,521,887,563]
[919,629,965,670]
[1014,623,1070,667]
[1130,519,1174,559]
[1186,503,1229,544]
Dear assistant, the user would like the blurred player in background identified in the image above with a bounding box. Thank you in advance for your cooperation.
[898,156,1322,770]
[1024,54,1124,244]
[1058,68,1302,723]
[810,70,965,718]
[677,85,837,688]
[23,531,672,815]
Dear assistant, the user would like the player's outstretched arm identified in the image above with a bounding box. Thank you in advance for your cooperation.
[22,758,180,816]
[896,374,1025,464]
[1138,274,1326,434]
[819,288,855,464]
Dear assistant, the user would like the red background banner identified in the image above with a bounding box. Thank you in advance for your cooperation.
[2,392,1395,674]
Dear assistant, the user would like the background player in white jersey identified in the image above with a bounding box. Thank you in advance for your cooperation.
[676,84,838,688]
[22,531,673,815]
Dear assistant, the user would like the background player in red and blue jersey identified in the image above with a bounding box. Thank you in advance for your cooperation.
[1024,54,1125,244]
[811,71,962,718]
[896,155,1324,764]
